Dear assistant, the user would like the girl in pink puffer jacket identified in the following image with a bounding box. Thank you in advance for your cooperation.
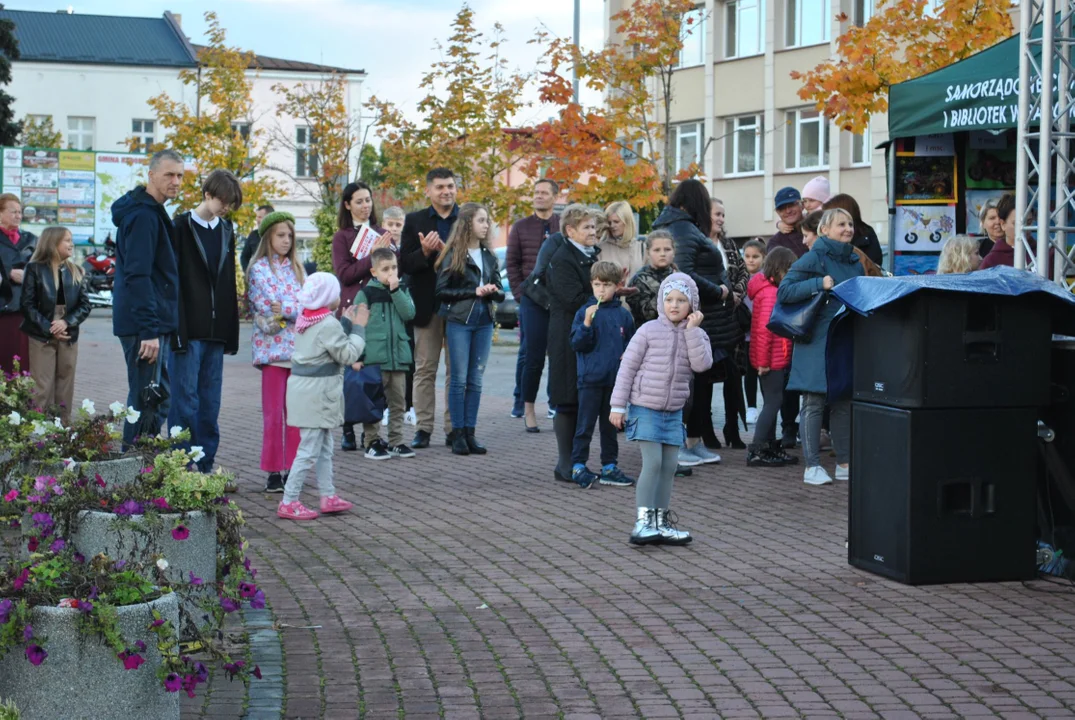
[610,273,713,546]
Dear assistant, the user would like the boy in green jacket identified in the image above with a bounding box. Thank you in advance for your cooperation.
[355,247,417,460]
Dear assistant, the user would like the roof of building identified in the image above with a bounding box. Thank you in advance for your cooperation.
[191,45,364,76]
[0,8,198,68]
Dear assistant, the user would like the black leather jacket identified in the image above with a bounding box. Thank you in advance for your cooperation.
[435,246,505,324]
[19,261,92,343]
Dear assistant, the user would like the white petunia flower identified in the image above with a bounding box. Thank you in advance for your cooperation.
[156,558,169,571]
[125,407,141,425]
[53,417,63,429]
[169,426,183,439]
[81,398,95,415]
[190,446,206,463]
[109,401,125,417]
[6,411,20,426]
[31,420,47,437]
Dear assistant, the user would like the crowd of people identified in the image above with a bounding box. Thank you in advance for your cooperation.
[0,152,1034,543]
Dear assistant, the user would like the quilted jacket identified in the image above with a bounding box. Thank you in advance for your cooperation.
[247,256,302,367]
[747,272,792,372]
[610,272,713,413]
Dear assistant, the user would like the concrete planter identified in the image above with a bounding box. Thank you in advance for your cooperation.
[71,510,217,638]
[0,593,180,720]
[3,454,144,492]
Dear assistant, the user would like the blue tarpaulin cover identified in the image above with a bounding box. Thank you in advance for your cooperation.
[832,266,1075,316]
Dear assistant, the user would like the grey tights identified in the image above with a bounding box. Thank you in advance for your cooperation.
[635,441,680,509]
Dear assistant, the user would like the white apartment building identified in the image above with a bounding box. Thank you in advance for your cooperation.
[606,0,888,243]
[1,8,366,240]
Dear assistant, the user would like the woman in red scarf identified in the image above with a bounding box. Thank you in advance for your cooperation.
[0,194,37,374]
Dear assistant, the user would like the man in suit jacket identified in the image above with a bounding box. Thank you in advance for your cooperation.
[399,167,458,449]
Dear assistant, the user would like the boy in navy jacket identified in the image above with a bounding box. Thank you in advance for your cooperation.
[569,261,635,488]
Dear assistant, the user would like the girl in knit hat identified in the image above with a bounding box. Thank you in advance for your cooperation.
[278,272,369,521]
[609,273,713,546]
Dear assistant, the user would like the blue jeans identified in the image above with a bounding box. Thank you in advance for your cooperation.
[118,335,171,449]
[446,314,494,430]
[167,340,225,473]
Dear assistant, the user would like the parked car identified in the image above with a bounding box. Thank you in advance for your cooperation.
[493,247,518,330]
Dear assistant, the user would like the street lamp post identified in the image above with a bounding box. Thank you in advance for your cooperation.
[573,0,581,104]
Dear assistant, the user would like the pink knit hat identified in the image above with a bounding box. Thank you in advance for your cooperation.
[297,272,341,311]
[802,176,831,204]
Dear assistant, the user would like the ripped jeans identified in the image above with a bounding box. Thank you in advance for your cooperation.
[446,313,494,430]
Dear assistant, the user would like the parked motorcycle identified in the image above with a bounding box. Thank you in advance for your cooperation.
[83,236,115,309]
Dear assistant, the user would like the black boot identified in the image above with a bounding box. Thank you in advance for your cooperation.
[341,424,357,451]
[445,429,456,447]
[701,429,722,450]
[723,425,747,450]
[451,430,470,455]
[464,427,487,454]
[768,440,799,465]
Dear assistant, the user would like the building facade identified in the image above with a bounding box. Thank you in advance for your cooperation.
[605,0,888,244]
[1,8,366,244]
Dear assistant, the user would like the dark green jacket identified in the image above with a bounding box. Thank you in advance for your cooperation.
[355,280,415,371]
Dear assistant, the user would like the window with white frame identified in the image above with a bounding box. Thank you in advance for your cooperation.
[66,117,95,151]
[296,126,318,178]
[786,0,831,47]
[851,127,871,166]
[676,6,707,68]
[726,0,764,58]
[724,115,764,175]
[785,109,829,170]
[675,122,703,174]
[131,119,155,153]
[853,0,873,25]
[623,138,646,166]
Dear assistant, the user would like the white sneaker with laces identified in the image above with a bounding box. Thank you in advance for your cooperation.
[803,466,833,485]
[835,465,849,481]
[745,407,760,425]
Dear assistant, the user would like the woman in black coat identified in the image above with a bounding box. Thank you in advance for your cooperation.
[545,204,600,483]
[654,180,745,458]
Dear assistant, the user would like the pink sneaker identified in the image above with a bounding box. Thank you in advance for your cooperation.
[319,496,353,514]
[277,501,319,521]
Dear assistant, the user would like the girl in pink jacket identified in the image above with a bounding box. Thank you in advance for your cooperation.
[610,273,713,546]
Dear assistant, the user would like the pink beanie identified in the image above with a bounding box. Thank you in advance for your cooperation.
[297,272,341,311]
[802,176,831,203]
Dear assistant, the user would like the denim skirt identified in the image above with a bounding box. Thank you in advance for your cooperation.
[625,404,686,446]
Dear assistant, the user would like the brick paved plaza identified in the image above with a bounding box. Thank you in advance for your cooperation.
[71,316,1075,720]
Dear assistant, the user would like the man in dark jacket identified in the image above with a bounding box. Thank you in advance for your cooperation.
[767,187,806,259]
[111,149,183,448]
[168,169,242,473]
[239,204,274,273]
[506,178,560,423]
[399,167,457,448]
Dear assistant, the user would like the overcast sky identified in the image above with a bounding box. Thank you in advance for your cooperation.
[9,0,606,128]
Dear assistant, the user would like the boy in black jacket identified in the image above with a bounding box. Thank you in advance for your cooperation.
[169,169,242,473]
[568,260,635,488]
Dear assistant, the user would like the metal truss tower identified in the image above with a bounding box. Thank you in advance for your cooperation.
[1016,1,1075,284]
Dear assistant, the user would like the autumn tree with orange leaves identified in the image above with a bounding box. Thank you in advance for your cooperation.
[367,5,533,224]
[792,0,1013,133]
[529,0,704,209]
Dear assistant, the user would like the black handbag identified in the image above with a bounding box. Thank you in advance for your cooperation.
[767,291,829,341]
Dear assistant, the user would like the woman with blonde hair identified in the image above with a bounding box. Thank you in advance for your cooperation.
[937,235,982,275]
[247,211,307,492]
[598,200,646,281]
[19,226,91,422]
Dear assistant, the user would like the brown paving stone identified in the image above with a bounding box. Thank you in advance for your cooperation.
[68,318,1075,719]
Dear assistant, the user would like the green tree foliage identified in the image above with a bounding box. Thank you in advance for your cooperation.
[0,7,22,146]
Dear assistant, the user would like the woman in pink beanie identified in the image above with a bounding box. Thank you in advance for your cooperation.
[801,176,831,212]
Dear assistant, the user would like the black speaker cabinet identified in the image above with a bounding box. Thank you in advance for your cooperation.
[852,292,1051,409]
[849,402,1038,585]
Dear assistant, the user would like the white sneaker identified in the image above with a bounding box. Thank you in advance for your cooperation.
[678,446,706,467]
[381,409,389,426]
[692,445,722,464]
[745,407,760,425]
[547,407,556,419]
[803,466,833,485]
[835,464,849,481]
[404,407,417,426]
